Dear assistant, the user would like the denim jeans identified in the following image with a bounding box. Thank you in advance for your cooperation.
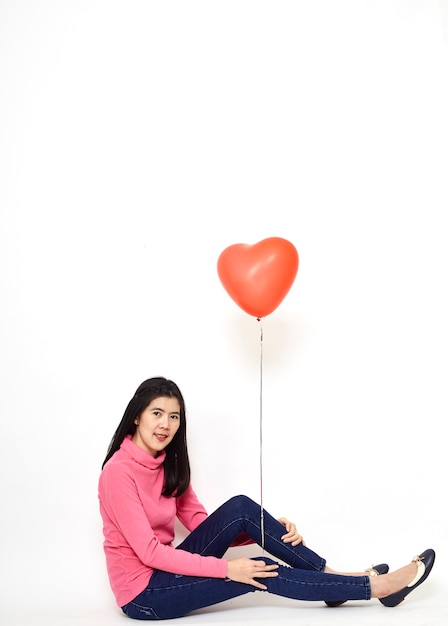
[122,495,370,620]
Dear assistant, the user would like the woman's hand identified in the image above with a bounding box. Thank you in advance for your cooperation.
[278,517,305,546]
[226,558,279,590]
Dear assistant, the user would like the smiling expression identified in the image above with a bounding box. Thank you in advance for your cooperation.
[132,396,181,457]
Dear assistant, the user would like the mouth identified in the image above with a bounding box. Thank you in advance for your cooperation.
[154,434,168,442]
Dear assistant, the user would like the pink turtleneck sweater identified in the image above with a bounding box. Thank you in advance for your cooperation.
[98,436,228,607]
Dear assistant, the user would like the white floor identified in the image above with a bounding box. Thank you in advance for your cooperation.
[2,577,445,626]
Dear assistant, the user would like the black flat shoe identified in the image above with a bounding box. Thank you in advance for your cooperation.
[325,563,389,607]
[379,549,435,608]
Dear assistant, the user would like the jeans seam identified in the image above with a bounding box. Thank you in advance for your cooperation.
[199,514,321,571]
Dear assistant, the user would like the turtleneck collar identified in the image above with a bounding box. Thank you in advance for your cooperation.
[121,435,166,469]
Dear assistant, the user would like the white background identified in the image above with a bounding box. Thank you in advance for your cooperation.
[1,1,447,624]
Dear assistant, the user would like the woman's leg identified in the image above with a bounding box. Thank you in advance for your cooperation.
[122,557,371,620]
[122,556,425,619]
[122,496,426,619]
[122,568,260,620]
[177,494,325,572]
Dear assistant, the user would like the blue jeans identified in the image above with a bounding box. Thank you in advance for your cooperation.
[122,495,370,620]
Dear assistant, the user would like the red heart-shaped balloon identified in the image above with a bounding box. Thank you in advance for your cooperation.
[217,237,299,318]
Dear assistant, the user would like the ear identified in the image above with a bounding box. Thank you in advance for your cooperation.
[134,418,139,425]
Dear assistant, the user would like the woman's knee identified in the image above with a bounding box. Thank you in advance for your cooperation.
[226,494,257,515]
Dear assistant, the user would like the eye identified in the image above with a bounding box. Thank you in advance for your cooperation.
[170,414,180,421]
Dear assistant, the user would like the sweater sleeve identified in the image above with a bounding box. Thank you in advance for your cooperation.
[99,463,228,579]
[175,484,209,531]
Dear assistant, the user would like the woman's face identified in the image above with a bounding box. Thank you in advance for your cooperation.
[132,396,181,457]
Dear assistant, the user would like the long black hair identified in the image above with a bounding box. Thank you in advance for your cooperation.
[101,377,191,497]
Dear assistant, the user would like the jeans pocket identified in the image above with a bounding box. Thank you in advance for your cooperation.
[122,601,160,620]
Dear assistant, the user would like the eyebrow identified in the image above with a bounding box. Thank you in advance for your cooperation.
[152,406,180,416]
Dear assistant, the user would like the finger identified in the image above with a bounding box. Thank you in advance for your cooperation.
[282,531,298,542]
[254,571,278,578]
[291,536,304,546]
[281,523,297,538]
[251,579,268,590]
[251,570,279,589]
[252,563,278,573]
[284,531,304,545]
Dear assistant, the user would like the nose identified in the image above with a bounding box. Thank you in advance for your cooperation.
[159,415,170,429]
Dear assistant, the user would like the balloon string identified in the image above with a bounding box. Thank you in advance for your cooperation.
[258,317,265,551]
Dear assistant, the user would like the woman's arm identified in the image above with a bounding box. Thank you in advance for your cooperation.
[175,484,209,531]
[99,465,228,579]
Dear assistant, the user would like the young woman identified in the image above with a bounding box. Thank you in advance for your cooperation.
[98,377,435,620]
